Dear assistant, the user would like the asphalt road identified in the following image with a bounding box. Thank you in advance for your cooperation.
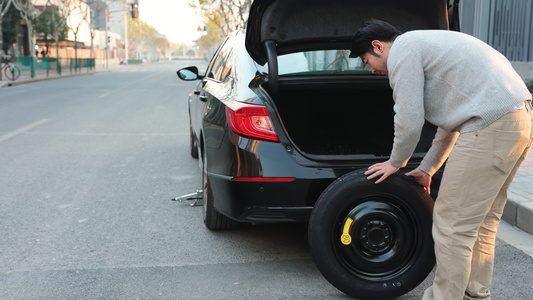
[1,61,532,299]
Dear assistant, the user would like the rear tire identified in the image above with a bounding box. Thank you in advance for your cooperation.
[202,149,237,230]
[308,169,435,300]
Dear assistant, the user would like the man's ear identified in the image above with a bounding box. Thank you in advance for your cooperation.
[371,40,384,53]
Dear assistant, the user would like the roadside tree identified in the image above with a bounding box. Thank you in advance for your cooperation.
[189,0,251,57]
[46,0,72,70]
[33,8,67,55]
[197,21,221,58]
[128,19,168,61]
[83,0,104,61]
[0,0,13,81]
[190,0,251,36]
[0,0,12,58]
[65,0,87,65]
[12,0,41,59]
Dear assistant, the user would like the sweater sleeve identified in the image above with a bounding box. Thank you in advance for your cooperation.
[388,45,426,168]
[418,128,459,175]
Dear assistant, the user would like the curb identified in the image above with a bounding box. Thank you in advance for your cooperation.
[1,69,112,88]
[504,192,533,235]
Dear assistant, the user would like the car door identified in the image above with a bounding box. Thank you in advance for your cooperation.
[198,37,235,150]
[189,37,231,146]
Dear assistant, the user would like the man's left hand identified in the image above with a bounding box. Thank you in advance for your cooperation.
[405,168,432,194]
[365,160,399,184]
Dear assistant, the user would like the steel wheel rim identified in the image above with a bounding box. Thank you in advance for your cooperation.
[332,195,422,281]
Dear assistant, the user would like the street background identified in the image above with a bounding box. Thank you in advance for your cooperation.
[0,61,532,299]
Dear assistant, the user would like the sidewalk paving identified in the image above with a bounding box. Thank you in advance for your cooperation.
[1,66,111,88]
[2,69,533,235]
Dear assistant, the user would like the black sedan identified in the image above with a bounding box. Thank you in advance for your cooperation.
[177,0,459,299]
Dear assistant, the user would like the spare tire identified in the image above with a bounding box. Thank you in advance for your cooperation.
[308,169,435,300]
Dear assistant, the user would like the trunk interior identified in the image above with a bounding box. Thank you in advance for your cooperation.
[271,79,437,157]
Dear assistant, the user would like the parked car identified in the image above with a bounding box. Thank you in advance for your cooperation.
[177,0,460,298]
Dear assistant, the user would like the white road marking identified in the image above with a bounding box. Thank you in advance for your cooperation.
[0,119,50,143]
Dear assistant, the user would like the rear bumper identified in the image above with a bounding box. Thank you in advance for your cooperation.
[207,165,444,223]
[208,173,334,222]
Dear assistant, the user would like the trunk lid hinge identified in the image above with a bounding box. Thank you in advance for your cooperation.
[264,40,279,95]
[448,0,461,31]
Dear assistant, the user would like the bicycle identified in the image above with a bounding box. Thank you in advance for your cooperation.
[2,57,21,80]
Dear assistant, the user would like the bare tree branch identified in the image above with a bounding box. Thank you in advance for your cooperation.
[44,0,72,72]
[65,0,89,63]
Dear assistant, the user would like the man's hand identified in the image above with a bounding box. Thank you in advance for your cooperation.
[365,160,399,184]
[405,168,431,194]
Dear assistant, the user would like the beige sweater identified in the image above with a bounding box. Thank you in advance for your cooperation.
[386,30,531,175]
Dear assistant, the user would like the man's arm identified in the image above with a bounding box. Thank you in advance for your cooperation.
[366,43,425,183]
[418,127,459,176]
[405,128,459,193]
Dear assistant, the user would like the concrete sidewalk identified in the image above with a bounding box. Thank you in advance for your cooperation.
[2,69,533,235]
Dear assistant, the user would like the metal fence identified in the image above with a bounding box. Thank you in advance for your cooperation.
[9,57,96,79]
[460,0,533,62]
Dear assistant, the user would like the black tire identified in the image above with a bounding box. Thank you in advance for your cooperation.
[308,169,435,300]
[189,124,199,159]
[202,149,237,230]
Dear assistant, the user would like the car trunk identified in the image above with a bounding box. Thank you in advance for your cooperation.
[270,79,436,157]
[245,0,448,158]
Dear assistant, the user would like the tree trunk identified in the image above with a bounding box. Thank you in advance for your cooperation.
[26,20,35,77]
[55,30,60,75]
[0,13,4,55]
[74,33,78,71]
[0,0,13,81]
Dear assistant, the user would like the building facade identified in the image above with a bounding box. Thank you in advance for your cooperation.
[460,0,533,78]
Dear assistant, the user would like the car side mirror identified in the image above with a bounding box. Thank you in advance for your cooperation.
[177,66,203,81]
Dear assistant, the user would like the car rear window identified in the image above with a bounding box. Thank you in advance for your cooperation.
[278,50,371,76]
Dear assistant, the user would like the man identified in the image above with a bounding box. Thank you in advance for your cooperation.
[350,19,533,300]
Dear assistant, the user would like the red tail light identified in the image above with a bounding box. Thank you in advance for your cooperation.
[226,101,280,143]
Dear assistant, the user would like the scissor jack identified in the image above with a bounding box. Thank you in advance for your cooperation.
[172,190,204,207]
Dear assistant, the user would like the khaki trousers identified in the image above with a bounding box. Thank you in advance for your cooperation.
[423,101,533,300]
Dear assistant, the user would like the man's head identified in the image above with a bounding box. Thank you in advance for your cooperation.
[350,19,401,75]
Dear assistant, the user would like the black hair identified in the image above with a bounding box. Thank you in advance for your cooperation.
[349,19,402,58]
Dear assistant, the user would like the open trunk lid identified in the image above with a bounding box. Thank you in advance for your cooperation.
[246,0,451,65]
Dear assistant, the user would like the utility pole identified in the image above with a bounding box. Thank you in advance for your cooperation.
[124,9,128,64]
[104,7,108,69]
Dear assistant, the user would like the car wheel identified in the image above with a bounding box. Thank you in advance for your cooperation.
[189,124,199,159]
[202,149,237,230]
[308,169,435,300]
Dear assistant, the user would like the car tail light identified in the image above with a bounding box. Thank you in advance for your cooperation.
[232,177,295,182]
[226,101,280,143]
